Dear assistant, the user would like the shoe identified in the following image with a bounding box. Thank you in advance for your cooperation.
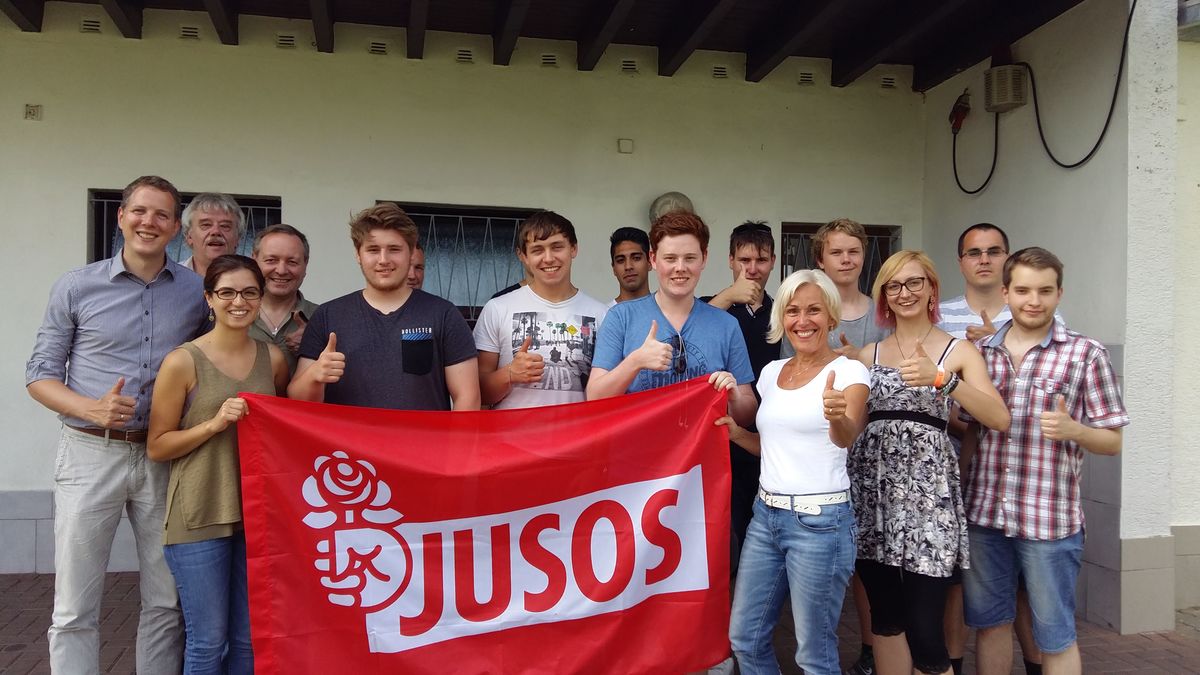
[846,653,875,675]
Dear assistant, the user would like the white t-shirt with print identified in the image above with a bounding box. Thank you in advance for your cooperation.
[474,285,608,409]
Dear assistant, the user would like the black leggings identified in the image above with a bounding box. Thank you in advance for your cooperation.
[856,559,952,675]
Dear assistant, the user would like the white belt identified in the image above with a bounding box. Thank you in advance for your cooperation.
[758,487,849,515]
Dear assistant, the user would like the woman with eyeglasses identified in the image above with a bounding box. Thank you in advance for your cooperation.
[148,254,288,674]
[716,269,870,675]
[849,250,1009,675]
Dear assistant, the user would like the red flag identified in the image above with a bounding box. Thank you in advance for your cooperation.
[238,377,732,674]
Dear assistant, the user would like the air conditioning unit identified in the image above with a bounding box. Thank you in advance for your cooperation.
[984,64,1027,113]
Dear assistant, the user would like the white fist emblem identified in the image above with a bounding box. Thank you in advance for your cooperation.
[302,451,412,610]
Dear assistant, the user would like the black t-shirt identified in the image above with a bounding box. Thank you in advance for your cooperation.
[298,290,477,410]
[700,293,779,384]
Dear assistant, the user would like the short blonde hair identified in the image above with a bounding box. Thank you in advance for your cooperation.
[810,217,867,263]
[871,250,941,329]
[767,269,841,344]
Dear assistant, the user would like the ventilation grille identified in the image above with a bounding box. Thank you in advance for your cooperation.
[179,25,201,40]
[620,58,638,74]
[797,71,815,86]
[368,40,389,55]
[540,53,558,67]
[711,64,728,79]
[79,18,102,33]
[275,33,297,49]
[455,48,474,64]
[984,64,1027,112]
[880,75,898,89]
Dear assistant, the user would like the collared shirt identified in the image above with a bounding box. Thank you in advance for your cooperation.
[26,255,209,430]
[248,291,319,375]
[963,319,1129,541]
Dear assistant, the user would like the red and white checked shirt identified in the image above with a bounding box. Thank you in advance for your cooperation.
[963,319,1129,541]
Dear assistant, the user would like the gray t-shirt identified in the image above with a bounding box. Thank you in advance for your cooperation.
[298,290,477,410]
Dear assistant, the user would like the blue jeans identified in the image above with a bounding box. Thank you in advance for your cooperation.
[163,532,253,675]
[729,498,855,675]
[962,525,1084,654]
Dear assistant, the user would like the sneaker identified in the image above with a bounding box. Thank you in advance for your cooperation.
[846,653,875,675]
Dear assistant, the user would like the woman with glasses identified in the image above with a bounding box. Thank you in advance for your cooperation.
[148,254,288,674]
[716,269,870,675]
[849,250,1009,675]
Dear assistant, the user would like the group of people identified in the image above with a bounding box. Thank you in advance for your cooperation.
[25,177,1127,675]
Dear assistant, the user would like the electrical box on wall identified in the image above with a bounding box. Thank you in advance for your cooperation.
[984,65,1027,112]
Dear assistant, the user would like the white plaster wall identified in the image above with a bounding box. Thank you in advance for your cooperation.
[921,0,1129,345]
[1119,0,1177,540]
[1173,41,1200,527]
[0,3,925,491]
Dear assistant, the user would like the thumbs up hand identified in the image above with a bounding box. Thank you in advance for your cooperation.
[966,309,999,342]
[633,320,673,372]
[821,370,847,421]
[509,335,545,384]
[899,340,939,387]
[313,333,346,384]
[89,376,138,429]
[833,332,858,358]
[1040,394,1079,442]
[726,268,763,306]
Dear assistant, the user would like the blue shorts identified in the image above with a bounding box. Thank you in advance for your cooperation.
[962,525,1083,654]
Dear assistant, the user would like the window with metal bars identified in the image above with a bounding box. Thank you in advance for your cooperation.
[780,222,902,294]
[388,202,541,322]
[88,190,283,263]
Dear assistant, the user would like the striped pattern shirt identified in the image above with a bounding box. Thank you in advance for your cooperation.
[937,294,1011,339]
[963,319,1129,540]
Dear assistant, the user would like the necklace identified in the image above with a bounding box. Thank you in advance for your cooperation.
[785,357,827,385]
[895,324,935,360]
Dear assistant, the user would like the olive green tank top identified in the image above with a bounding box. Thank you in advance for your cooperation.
[164,340,274,545]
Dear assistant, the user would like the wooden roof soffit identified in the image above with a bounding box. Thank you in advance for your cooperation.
[577,0,637,71]
[657,0,737,77]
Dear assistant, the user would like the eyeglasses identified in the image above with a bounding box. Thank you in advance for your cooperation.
[212,287,263,301]
[961,247,1008,260]
[670,334,687,374]
[882,277,927,296]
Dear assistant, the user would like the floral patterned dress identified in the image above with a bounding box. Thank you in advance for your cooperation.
[848,341,967,578]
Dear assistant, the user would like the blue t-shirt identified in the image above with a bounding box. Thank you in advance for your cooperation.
[592,294,754,394]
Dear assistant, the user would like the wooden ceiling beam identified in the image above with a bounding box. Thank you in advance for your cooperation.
[0,0,43,31]
[203,0,239,45]
[657,0,737,77]
[830,0,969,87]
[745,0,840,83]
[99,0,142,39]
[577,0,636,72]
[911,0,1085,92]
[407,0,429,59]
[309,0,333,52]
[493,0,531,66]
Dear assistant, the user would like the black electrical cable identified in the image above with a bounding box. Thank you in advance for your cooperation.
[953,112,999,194]
[1017,0,1137,169]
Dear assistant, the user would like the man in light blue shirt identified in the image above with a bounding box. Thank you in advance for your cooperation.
[27,175,207,674]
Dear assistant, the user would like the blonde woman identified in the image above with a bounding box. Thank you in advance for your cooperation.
[717,269,870,675]
[850,251,1010,675]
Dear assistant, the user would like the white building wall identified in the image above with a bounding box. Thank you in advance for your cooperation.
[0,2,926,496]
[920,0,1130,345]
[1174,41,1200,530]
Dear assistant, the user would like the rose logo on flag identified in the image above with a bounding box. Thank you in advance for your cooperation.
[301,451,412,610]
